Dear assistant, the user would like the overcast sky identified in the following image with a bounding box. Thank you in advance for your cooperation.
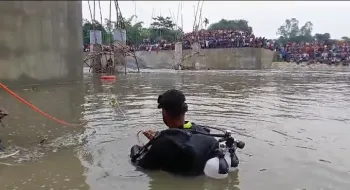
[82,1,350,40]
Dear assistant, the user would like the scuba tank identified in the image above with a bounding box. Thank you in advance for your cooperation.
[203,143,231,179]
[203,132,245,179]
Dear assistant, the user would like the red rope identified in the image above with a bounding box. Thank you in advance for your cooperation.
[0,82,87,127]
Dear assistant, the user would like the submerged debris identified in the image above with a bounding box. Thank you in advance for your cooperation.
[319,159,331,164]
[39,137,49,146]
[271,129,302,140]
[295,145,317,151]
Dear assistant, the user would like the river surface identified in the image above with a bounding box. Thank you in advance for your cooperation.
[1,69,350,190]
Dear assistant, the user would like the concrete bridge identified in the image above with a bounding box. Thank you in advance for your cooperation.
[0,1,83,85]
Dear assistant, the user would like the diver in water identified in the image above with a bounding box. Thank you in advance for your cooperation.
[130,89,220,176]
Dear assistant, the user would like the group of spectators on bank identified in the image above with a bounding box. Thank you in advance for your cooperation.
[135,29,275,52]
[181,29,350,65]
[181,29,275,50]
[278,41,350,65]
[136,39,174,52]
[84,28,350,65]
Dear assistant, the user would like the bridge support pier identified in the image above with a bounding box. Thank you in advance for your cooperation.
[0,1,83,85]
[174,42,183,70]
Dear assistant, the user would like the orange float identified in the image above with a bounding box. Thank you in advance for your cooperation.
[100,75,116,80]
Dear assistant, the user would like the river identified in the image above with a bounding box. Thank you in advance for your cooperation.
[0,69,350,190]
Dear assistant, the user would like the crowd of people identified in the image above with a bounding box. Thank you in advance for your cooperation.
[84,28,350,65]
[181,29,275,50]
[136,39,174,52]
[278,41,350,65]
[181,29,350,65]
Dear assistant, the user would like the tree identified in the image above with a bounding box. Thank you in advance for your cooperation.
[150,16,176,30]
[277,18,300,39]
[299,21,313,36]
[126,20,147,45]
[82,19,92,45]
[104,16,146,45]
[207,19,253,33]
[82,19,109,45]
[341,36,350,43]
[100,15,182,45]
[276,18,314,44]
[203,18,209,29]
[150,16,182,42]
[314,33,331,41]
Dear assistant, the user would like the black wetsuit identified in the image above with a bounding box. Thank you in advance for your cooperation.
[133,122,218,176]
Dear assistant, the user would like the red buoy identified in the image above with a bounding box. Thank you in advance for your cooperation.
[100,75,116,80]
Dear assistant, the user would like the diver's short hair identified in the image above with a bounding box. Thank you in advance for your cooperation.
[157,89,188,117]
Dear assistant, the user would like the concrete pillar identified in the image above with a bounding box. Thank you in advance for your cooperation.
[0,1,83,85]
[92,44,103,73]
[174,42,183,70]
[191,42,201,69]
[113,29,127,73]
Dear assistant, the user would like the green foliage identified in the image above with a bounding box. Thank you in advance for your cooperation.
[149,16,182,42]
[208,19,253,33]
[82,19,109,45]
[82,15,183,45]
[341,36,350,43]
[276,18,314,44]
[276,18,336,45]
[314,33,331,41]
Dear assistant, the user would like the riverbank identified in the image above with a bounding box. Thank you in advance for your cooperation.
[84,49,350,72]
[270,62,350,71]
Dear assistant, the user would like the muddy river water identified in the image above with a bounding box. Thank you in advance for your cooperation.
[1,69,350,190]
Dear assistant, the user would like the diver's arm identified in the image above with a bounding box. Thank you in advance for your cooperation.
[136,136,167,170]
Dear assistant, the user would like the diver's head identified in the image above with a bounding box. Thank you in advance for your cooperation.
[157,89,188,128]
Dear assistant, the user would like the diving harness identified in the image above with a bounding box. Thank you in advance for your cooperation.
[130,126,245,179]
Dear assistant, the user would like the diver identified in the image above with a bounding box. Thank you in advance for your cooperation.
[130,89,220,176]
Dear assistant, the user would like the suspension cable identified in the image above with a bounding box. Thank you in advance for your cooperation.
[93,0,97,44]
[98,0,109,67]
[87,0,96,45]
[98,0,103,43]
